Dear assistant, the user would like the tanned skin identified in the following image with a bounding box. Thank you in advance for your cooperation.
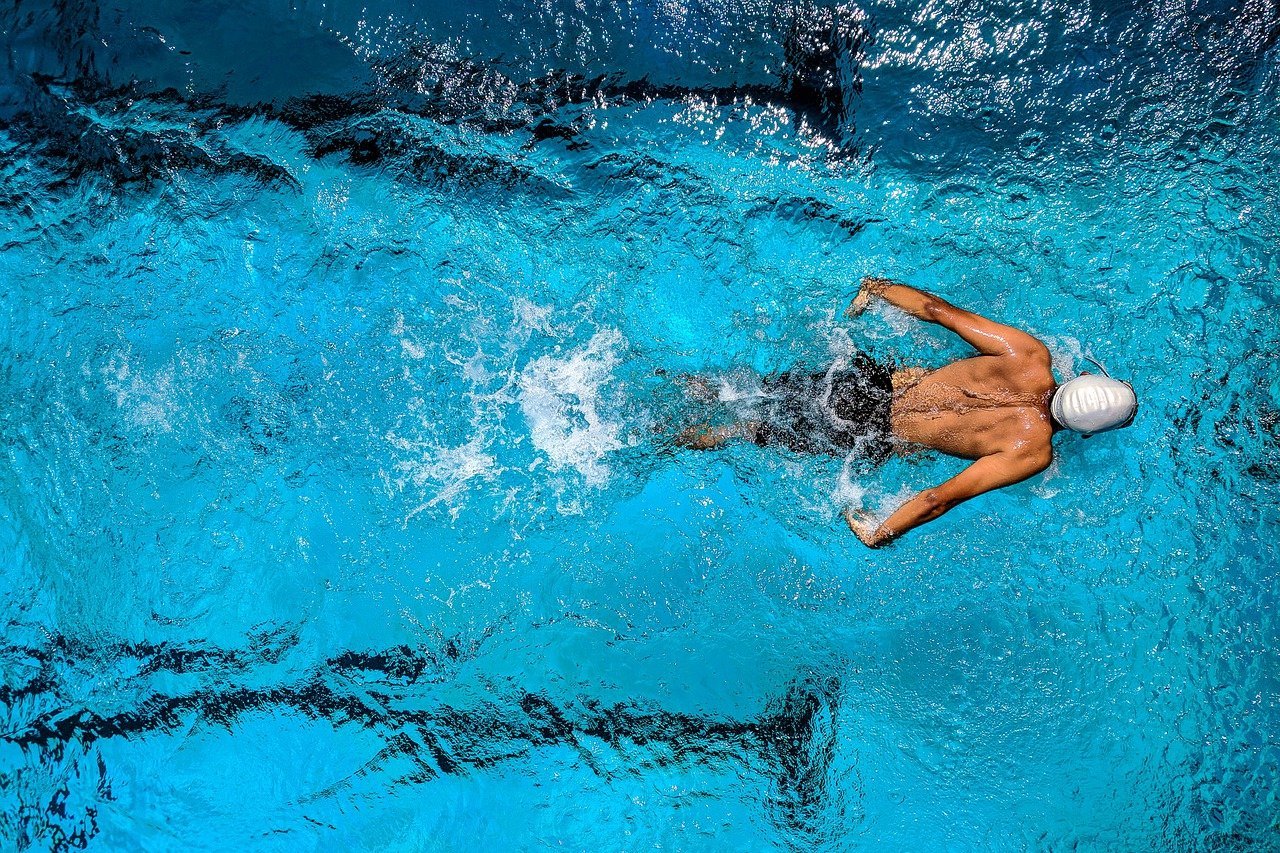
[842,277,1056,547]
[677,277,1058,547]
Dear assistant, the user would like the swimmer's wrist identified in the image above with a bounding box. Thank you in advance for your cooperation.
[845,507,891,548]
[870,526,896,547]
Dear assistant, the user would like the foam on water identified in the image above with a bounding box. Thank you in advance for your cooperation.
[518,328,629,488]
[385,435,498,522]
[101,352,180,435]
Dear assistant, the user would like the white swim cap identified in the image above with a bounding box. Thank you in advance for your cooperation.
[1050,374,1137,434]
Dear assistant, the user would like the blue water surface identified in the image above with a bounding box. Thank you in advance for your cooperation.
[1,0,1278,850]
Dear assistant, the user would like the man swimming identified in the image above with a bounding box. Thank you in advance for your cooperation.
[677,277,1138,548]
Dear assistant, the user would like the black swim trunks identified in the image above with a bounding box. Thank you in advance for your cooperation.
[753,352,895,462]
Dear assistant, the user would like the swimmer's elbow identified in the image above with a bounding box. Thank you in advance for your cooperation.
[918,488,955,517]
[1018,447,1053,476]
[1015,339,1052,364]
[921,296,950,323]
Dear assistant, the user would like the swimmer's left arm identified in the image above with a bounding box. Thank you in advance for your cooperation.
[845,450,1051,547]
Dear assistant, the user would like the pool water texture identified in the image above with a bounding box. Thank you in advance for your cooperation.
[1,0,1278,850]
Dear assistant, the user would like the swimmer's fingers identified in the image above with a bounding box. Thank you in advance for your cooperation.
[845,289,871,318]
[846,276,892,317]
[861,276,897,291]
[843,506,873,529]
[843,507,880,547]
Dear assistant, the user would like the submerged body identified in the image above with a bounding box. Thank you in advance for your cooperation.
[678,277,1135,547]
[752,353,896,462]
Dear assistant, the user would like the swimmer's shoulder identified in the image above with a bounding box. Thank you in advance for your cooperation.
[998,348,1055,393]
[1006,414,1055,469]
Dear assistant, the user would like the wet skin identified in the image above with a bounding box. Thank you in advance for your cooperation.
[675,278,1062,546]
[890,357,1055,461]
[842,277,1057,547]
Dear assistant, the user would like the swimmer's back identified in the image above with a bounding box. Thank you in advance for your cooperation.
[890,353,1055,461]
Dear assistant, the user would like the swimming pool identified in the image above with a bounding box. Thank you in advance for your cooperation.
[1,0,1277,849]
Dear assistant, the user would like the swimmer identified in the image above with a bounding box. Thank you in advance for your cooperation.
[676,277,1138,547]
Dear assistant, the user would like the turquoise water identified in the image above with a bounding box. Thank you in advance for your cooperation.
[2,1,1278,850]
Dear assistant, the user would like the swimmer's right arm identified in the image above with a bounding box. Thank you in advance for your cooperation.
[847,277,1049,359]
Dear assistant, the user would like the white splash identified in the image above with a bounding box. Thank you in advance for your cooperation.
[391,311,427,360]
[511,297,556,337]
[834,458,916,524]
[826,325,858,361]
[518,329,626,487]
[714,371,763,404]
[1042,334,1085,378]
[1031,453,1063,499]
[834,456,871,510]
[386,435,498,522]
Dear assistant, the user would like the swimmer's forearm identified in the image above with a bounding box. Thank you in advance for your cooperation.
[851,277,947,322]
[869,281,948,323]
[864,489,954,546]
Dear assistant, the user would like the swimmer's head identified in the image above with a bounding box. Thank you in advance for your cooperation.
[1050,372,1138,435]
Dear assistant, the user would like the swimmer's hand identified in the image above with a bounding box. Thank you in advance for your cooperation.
[845,276,896,317]
[843,507,884,548]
